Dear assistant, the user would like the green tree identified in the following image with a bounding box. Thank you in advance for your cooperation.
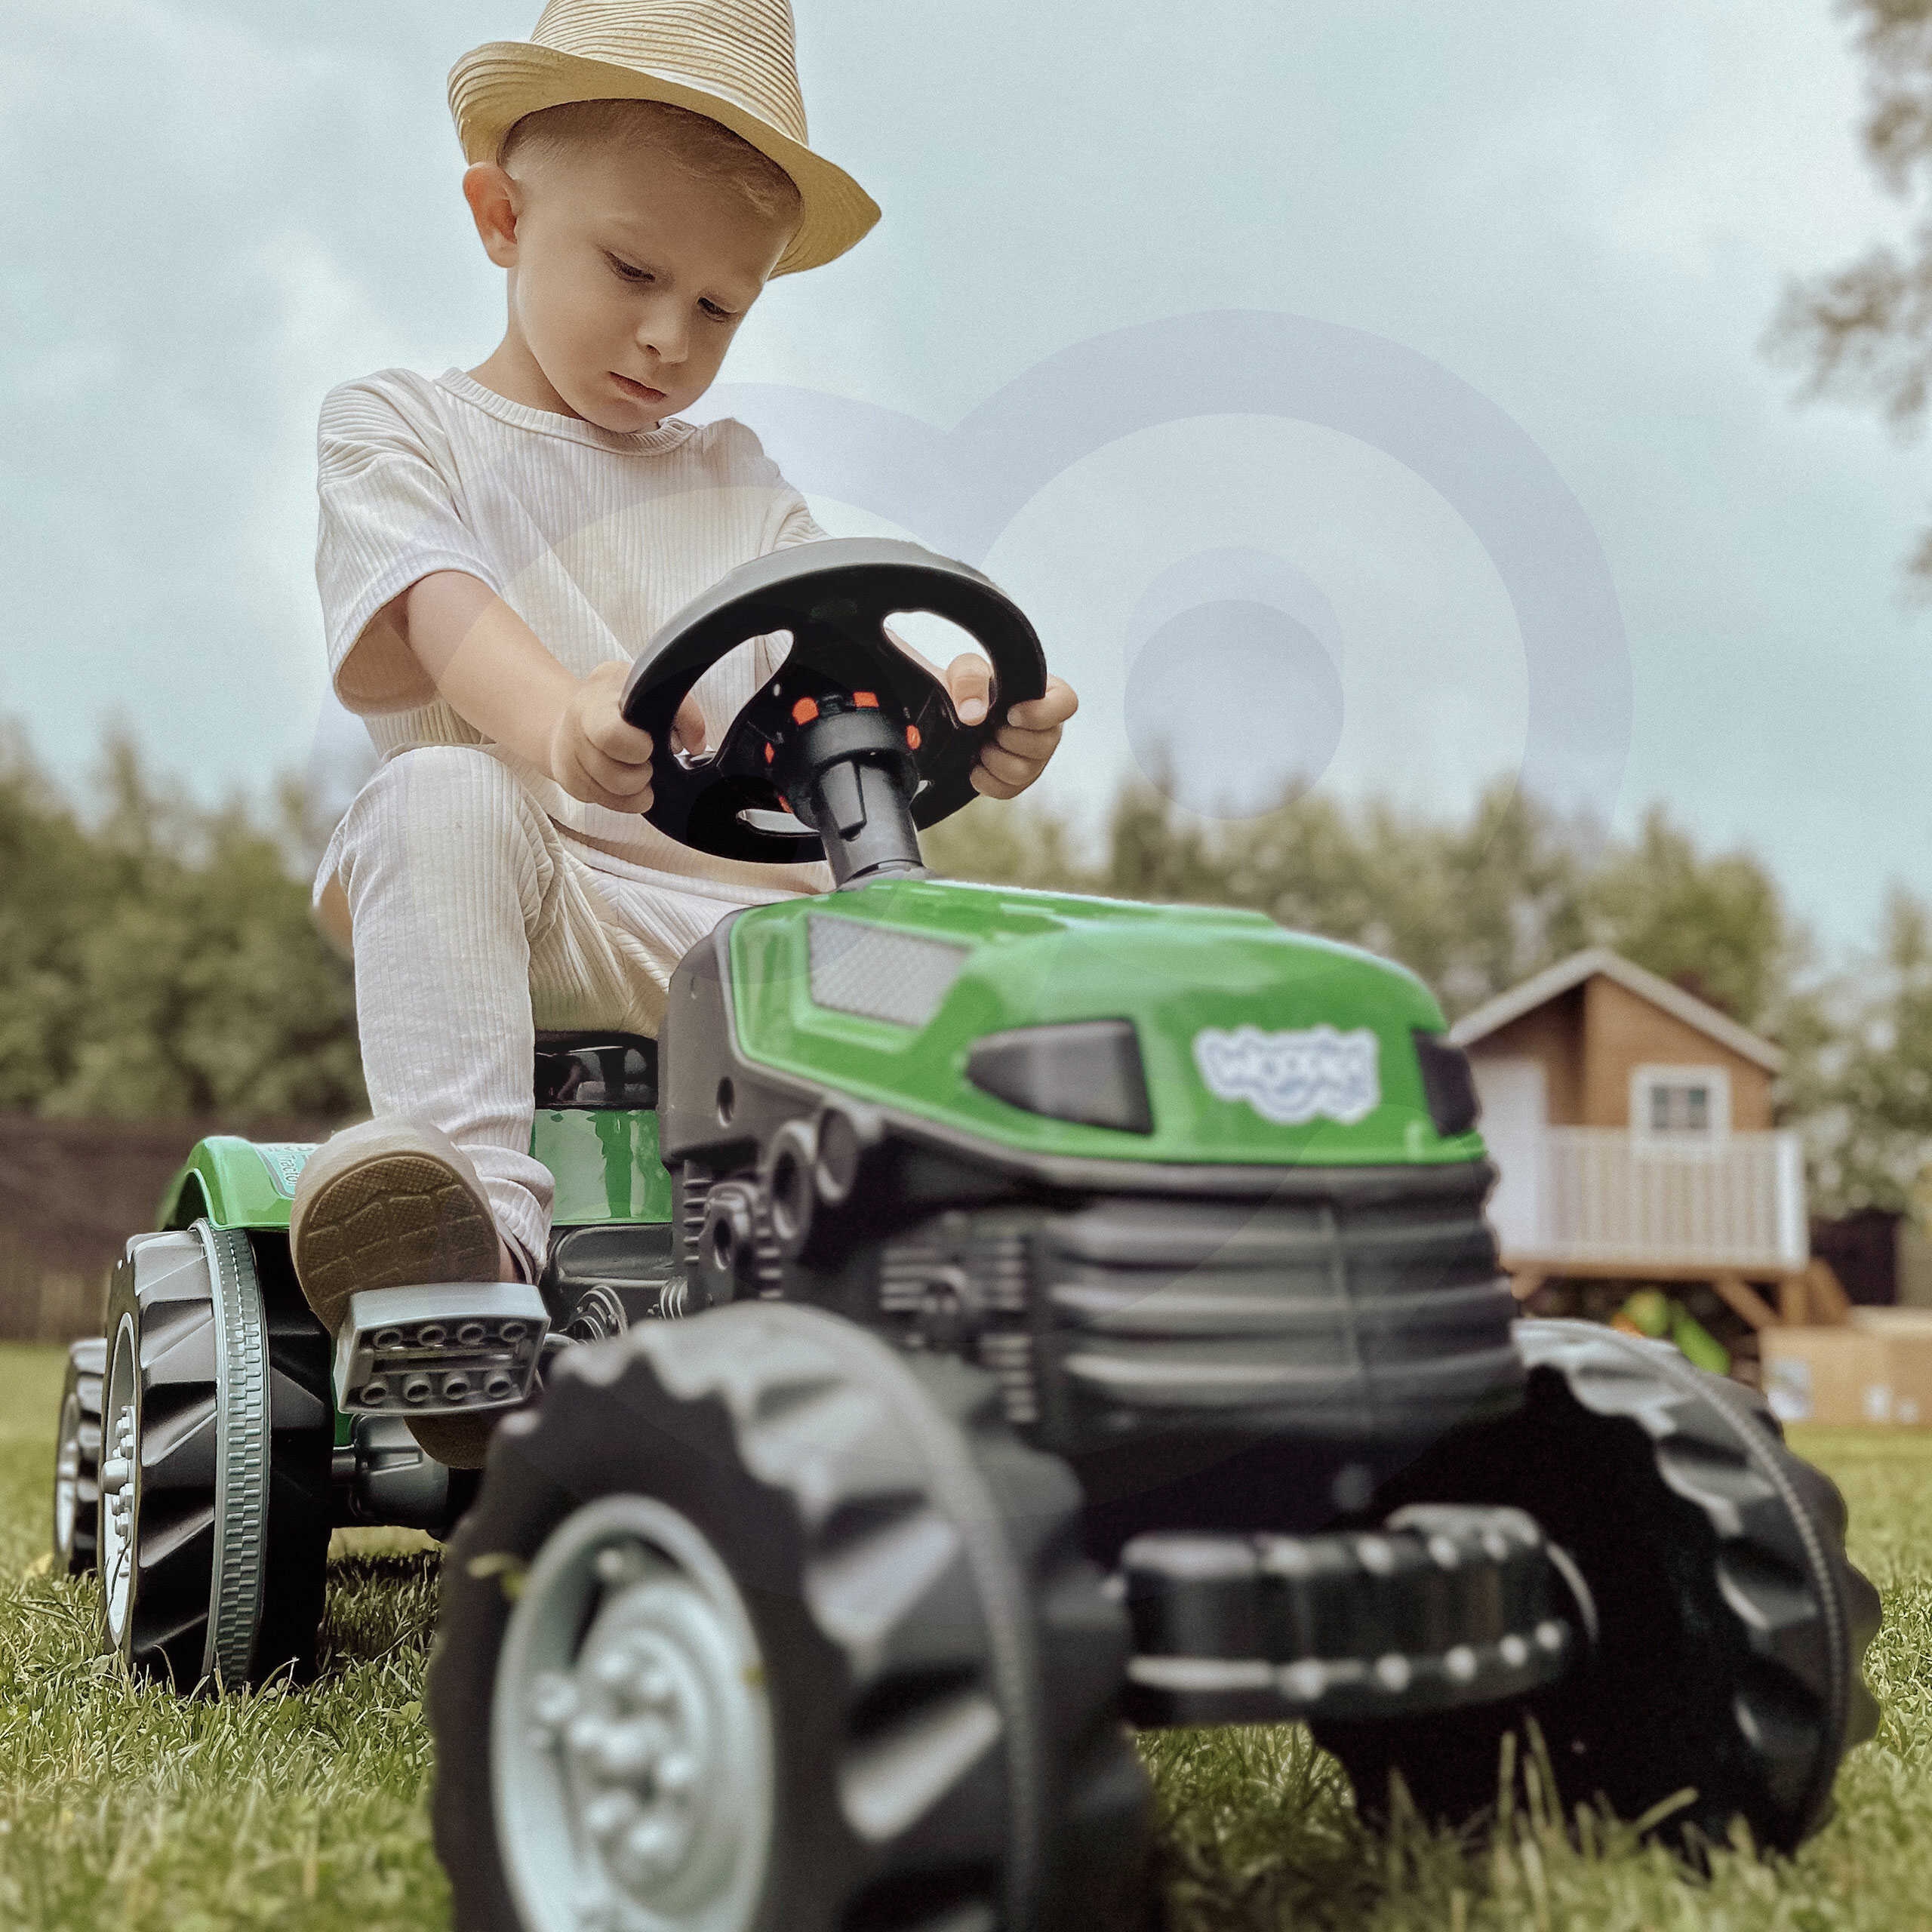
[919,793,1096,894]
[0,724,103,1109]
[0,728,364,1121]
[1771,0,1932,577]
[1793,886,1932,1213]
[1578,804,1795,1029]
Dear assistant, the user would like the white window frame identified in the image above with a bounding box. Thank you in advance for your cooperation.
[1629,1063,1730,1145]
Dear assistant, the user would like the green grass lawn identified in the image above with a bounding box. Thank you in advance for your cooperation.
[2,1337,1928,1930]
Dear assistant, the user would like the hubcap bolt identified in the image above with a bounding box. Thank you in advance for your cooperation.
[530,1670,577,1729]
[593,1648,638,1697]
[620,1817,680,1878]
[595,1719,663,1783]
[595,1543,647,1587]
[583,1789,640,1842]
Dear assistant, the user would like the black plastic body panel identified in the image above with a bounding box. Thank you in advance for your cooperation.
[540,1222,683,1330]
[966,1018,1155,1135]
[657,915,1525,1557]
[1412,1029,1480,1139]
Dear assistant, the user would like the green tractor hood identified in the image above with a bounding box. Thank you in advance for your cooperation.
[728,878,1485,1168]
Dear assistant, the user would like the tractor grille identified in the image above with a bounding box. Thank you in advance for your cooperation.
[1044,1181,1518,1438]
[878,1163,1519,1451]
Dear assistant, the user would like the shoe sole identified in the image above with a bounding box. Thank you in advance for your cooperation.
[291,1130,500,1335]
[406,1414,500,1471]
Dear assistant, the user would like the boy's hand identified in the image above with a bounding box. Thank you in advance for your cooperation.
[549,663,709,814]
[944,656,1079,800]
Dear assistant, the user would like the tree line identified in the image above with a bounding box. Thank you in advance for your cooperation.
[3,726,1929,1218]
[0,727,361,1123]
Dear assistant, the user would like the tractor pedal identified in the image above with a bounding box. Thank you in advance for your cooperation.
[333,1281,550,1417]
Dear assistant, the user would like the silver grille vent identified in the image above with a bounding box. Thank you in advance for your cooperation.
[807,916,969,1029]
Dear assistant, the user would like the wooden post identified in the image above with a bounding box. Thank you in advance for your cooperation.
[1710,1272,1779,1332]
[1806,1258,1853,1324]
[1779,1274,1811,1325]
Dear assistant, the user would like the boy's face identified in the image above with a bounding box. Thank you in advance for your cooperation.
[466,134,796,429]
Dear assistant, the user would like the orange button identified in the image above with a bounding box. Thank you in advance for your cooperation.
[791,697,820,724]
[854,691,879,708]
[764,743,774,764]
[906,724,922,749]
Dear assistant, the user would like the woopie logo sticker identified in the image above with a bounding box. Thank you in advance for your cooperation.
[1192,1024,1382,1126]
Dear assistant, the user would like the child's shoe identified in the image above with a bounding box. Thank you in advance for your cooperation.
[291,1117,544,1470]
[291,1116,503,1330]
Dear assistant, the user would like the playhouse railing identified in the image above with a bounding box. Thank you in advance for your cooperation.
[1502,1128,1807,1272]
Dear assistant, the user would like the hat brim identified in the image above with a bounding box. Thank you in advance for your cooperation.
[448,42,879,277]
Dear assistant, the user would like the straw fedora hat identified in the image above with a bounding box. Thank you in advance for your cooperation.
[448,0,880,277]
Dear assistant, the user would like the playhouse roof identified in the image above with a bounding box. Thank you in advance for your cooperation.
[1446,946,1784,1074]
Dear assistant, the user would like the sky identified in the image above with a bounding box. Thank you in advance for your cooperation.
[4,0,1929,960]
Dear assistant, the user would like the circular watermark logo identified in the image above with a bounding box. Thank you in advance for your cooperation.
[706,307,1631,830]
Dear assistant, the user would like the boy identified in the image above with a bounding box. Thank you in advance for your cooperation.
[296,0,1076,1463]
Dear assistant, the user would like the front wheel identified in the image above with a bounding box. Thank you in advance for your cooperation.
[1312,1319,1881,1854]
[426,1301,1149,1932]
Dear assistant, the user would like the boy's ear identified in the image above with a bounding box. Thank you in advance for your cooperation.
[463,163,522,269]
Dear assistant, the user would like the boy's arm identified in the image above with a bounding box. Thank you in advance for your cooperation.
[395,571,703,814]
[398,568,1070,813]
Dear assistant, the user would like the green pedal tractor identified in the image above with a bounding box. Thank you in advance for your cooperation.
[55,540,1881,1932]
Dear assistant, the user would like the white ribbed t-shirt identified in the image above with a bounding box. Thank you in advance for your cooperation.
[315,365,832,898]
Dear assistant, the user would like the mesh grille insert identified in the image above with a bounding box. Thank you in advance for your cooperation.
[807,916,970,1029]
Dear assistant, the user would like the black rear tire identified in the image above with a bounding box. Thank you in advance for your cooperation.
[97,1223,332,1690]
[1312,1320,1881,1853]
[427,1301,1149,1932]
[53,1336,106,1575]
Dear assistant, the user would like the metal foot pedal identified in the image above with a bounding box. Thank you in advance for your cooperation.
[334,1281,550,1417]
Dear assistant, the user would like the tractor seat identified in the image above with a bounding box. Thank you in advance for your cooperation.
[533,1032,658,1110]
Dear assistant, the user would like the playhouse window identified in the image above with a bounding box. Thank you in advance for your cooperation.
[1632,1065,1730,1139]
[1651,1082,1709,1132]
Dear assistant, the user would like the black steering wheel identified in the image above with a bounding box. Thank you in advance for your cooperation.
[619,538,1047,864]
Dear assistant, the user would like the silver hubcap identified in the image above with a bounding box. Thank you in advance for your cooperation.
[493,1495,775,1932]
[98,1321,138,1646]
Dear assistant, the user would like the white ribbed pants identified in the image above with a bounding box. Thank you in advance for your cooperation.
[318,745,798,1271]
